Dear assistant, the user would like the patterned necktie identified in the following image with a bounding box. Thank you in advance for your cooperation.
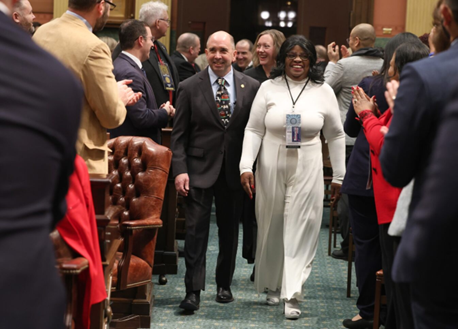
[216,78,231,126]
[141,68,147,77]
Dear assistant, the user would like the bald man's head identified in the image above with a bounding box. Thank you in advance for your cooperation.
[349,23,376,51]
[177,32,201,62]
[315,45,327,62]
[205,31,236,77]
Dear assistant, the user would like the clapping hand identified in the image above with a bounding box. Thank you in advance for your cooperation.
[352,86,378,116]
[161,101,176,118]
[327,42,340,63]
[385,80,399,113]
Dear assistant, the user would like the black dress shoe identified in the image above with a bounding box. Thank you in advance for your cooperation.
[342,317,374,329]
[179,291,200,311]
[331,249,355,261]
[250,266,255,282]
[215,287,234,303]
[331,249,348,260]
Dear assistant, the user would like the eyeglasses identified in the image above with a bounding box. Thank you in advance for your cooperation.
[286,53,309,61]
[159,18,171,25]
[97,0,116,9]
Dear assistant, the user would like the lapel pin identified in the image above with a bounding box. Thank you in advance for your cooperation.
[241,84,245,88]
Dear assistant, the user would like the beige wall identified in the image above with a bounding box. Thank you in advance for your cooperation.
[52,0,172,48]
[405,0,437,36]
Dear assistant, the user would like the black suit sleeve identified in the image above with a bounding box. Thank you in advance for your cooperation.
[118,69,168,130]
[380,65,430,188]
[344,79,367,138]
[395,86,458,276]
[177,61,197,82]
[171,84,191,177]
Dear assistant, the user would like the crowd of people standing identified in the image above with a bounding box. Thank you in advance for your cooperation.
[1,0,458,328]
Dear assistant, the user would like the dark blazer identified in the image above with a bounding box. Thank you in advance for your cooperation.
[113,40,179,106]
[109,53,168,144]
[244,65,268,83]
[341,76,389,197]
[171,50,201,82]
[380,42,458,283]
[0,12,82,329]
[392,82,458,283]
[171,68,260,190]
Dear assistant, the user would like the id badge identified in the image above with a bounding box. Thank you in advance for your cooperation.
[286,113,301,148]
[158,62,175,91]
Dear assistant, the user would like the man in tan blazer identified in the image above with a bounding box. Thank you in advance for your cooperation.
[34,0,140,174]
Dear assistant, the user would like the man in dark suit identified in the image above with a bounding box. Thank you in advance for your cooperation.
[110,19,174,144]
[380,0,458,327]
[394,82,458,329]
[0,2,82,327]
[113,1,179,106]
[171,32,201,82]
[171,31,260,311]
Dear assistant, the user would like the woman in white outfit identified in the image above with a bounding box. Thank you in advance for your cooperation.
[239,35,346,319]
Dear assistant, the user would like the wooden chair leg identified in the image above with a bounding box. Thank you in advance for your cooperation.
[328,201,334,256]
[333,213,338,248]
[347,231,354,298]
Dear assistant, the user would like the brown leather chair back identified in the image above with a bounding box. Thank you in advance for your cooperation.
[107,136,172,271]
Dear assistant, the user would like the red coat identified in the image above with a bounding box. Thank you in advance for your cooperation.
[57,155,107,328]
[361,110,402,225]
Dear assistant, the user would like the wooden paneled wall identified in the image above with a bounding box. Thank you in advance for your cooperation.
[30,0,53,23]
[405,0,437,36]
[373,0,407,37]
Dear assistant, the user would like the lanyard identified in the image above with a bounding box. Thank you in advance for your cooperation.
[285,75,310,112]
[154,43,173,105]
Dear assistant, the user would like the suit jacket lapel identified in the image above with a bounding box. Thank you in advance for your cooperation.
[199,68,225,128]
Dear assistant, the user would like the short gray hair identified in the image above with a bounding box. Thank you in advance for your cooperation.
[139,1,168,27]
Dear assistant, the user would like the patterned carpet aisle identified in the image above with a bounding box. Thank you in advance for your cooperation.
[150,208,359,329]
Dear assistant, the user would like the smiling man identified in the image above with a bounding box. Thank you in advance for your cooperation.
[113,1,180,106]
[233,39,253,72]
[110,19,174,144]
[171,31,259,312]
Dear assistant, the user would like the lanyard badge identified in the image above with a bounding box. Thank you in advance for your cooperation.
[284,76,310,149]
[286,114,301,148]
[158,62,175,91]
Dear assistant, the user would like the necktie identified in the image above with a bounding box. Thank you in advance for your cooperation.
[141,68,147,77]
[216,78,231,127]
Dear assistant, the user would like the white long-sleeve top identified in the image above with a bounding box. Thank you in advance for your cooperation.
[240,75,346,184]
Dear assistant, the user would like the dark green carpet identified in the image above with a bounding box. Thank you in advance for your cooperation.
[150,208,359,328]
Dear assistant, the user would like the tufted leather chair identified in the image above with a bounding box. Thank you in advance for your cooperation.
[106,136,172,328]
